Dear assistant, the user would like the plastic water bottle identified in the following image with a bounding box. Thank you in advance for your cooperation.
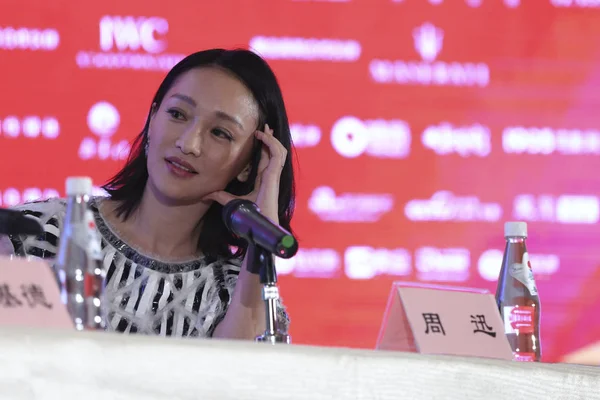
[495,221,541,362]
[55,177,105,331]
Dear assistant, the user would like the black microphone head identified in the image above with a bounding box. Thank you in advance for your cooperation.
[0,208,44,236]
[222,199,258,230]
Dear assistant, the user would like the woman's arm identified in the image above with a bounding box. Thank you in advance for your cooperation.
[212,258,265,339]
[205,124,290,340]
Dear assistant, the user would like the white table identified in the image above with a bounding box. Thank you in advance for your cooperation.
[0,326,598,400]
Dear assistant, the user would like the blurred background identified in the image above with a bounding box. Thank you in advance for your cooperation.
[1,0,599,363]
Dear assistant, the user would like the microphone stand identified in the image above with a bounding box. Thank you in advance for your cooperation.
[249,242,290,344]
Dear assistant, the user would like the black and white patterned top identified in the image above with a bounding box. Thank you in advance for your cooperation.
[4,197,289,338]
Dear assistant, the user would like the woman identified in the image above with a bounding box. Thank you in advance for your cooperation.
[4,48,296,340]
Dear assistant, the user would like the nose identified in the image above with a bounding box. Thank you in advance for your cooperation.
[175,120,202,156]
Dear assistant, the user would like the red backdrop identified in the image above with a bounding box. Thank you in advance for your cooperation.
[2,0,600,362]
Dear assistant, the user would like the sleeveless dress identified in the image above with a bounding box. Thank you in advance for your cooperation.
[4,197,289,337]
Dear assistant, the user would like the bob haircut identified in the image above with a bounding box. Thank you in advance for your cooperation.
[102,48,296,260]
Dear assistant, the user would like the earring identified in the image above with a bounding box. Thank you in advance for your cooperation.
[145,139,149,157]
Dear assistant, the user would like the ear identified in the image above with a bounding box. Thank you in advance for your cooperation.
[236,163,251,182]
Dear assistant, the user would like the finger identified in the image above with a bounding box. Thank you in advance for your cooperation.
[256,137,270,174]
[255,130,287,164]
[202,191,237,206]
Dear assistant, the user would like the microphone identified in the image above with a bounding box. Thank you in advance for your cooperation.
[222,199,298,259]
[0,208,44,236]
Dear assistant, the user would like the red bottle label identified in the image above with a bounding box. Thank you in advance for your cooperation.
[503,306,535,334]
[514,352,536,362]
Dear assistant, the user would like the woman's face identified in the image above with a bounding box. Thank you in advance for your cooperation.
[146,67,260,205]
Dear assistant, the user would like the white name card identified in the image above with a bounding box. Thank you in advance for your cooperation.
[0,256,73,330]
[376,282,513,361]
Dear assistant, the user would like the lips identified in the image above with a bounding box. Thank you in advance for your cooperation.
[165,157,198,174]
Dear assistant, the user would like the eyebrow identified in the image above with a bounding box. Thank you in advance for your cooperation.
[168,93,244,130]
[169,93,196,107]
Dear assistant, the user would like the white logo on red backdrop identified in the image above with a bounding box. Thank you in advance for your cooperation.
[405,191,503,222]
[76,16,185,71]
[465,0,483,7]
[369,22,490,87]
[290,123,321,148]
[0,116,60,139]
[276,248,341,278]
[330,116,411,158]
[415,247,470,282]
[0,26,59,51]
[344,246,411,280]
[413,22,443,62]
[308,186,394,222]
[478,249,559,281]
[551,0,600,8]
[422,122,491,157]
[503,126,600,155]
[249,36,361,62]
[0,188,59,207]
[513,194,600,224]
[79,102,130,161]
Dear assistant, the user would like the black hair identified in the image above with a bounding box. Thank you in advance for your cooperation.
[102,48,296,259]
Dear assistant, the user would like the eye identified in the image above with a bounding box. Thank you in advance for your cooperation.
[166,108,186,121]
[211,128,233,141]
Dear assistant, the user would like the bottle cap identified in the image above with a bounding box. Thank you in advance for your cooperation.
[504,221,527,238]
[65,177,93,196]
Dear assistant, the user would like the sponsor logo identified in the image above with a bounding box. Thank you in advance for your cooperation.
[0,26,59,51]
[308,186,394,222]
[478,249,560,281]
[0,116,60,139]
[249,36,361,62]
[503,126,600,155]
[75,16,185,71]
[513,194,600,224]
[369,22,490,87]
[422,122,491,157]
[405,191,503,222]
[415,247,470,282]
[331,116,411,158]
[276,248,341,278]
[0,187,107,207]
[504,0,521,7]
[551,0,600,7]
[290,123,321,148]
[344,246,411,279]
[0,188,59,207]
[79,101,130,161]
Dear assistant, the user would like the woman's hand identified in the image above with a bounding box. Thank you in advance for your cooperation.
[203,124,287,224]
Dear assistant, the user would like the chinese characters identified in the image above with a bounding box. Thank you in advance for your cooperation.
[0,283,52,309]
[421,313,497,338]
[423,313,446,335]
[471,314,496,337]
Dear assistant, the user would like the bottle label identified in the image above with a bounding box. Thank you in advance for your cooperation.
[84,210,103,261]
[503,306,535,334]
[71,211,103,261]
[514,352,536,362]
[509,252,538,296]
